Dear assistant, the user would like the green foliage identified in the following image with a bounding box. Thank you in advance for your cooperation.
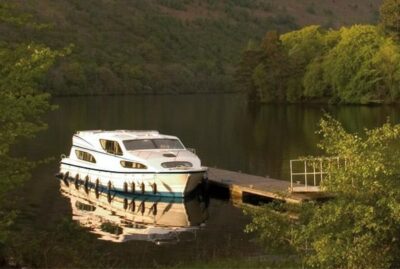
[303,57,328,97]
[246,116,400,268]
[380,0,400,39]
[282,25,334,101]
[0,46,57,257]
[237,31,290,103]
[323,25,385,103]
[4,0,380,96]
[236,40,262,100]
[372,39,400,99]
[0,11,62,196]
[2,0,300,96]
[0,43,62,160]
[281,25,328,67]
[253,31,288,102]
[0,3,47,29]
[0,4,61,264]
[237,24,400,104]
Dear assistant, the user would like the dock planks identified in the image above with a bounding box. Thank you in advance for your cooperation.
[207,167,328,203]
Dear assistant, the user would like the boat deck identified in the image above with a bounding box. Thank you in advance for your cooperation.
[207,167,329,203]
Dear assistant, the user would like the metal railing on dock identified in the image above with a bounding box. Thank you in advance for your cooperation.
[290,157,346,193]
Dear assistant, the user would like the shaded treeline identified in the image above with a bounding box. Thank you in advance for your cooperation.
[6,0,295,95]
[3,0,381,96]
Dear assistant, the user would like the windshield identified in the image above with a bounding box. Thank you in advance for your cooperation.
[123,139,184,151]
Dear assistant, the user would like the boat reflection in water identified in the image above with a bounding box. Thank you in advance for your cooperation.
[59,178,209,244]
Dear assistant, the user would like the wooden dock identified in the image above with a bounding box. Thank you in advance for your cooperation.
[207,167,329,204]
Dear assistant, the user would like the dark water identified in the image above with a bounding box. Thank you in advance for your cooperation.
[15,94,400,267]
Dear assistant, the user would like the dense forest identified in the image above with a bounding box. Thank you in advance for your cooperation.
[237,0,400,104]
[2,0,382,95]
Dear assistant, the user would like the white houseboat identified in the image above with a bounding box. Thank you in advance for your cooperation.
[59,130,207,197]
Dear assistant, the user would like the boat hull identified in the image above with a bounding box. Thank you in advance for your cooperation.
[59,163,206,197]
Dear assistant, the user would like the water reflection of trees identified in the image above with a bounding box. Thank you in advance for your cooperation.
[244,103,400,181]
[243,104,323,180]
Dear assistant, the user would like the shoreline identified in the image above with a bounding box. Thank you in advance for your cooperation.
[50,92,400,107]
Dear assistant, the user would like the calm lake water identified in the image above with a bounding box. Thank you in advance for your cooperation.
[14,93,400,267]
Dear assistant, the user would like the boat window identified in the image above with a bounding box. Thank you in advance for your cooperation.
[123,139,156,150]
[153,139,184,149]
[123,139,184,150]
[161,161,192,168]
[100,139,123,155]
[75,150,96,163]
[120,161,147,169]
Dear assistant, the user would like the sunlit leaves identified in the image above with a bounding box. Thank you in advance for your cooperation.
[281,25,327,66]
[239,23,400,104]
[0,44,62,155]
[322,25,384,103]
[247,116,400,268]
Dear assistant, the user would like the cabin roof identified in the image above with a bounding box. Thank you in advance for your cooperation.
[75,130,178,142]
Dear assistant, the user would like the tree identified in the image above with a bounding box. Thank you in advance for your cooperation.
[0,45,61,264]
[261,31,290,102]
[251,63,273,102]
[237,3,400,104]
[280,26,329,101]
[236,40,262,101]
[322,25,387,103]
[236,32,289,103]
[246,115,400,268]
[380,0,400,40]
[0,4,62,265]
[372,39,400,100]
[281,25,327,67]
[303,57,329,98]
